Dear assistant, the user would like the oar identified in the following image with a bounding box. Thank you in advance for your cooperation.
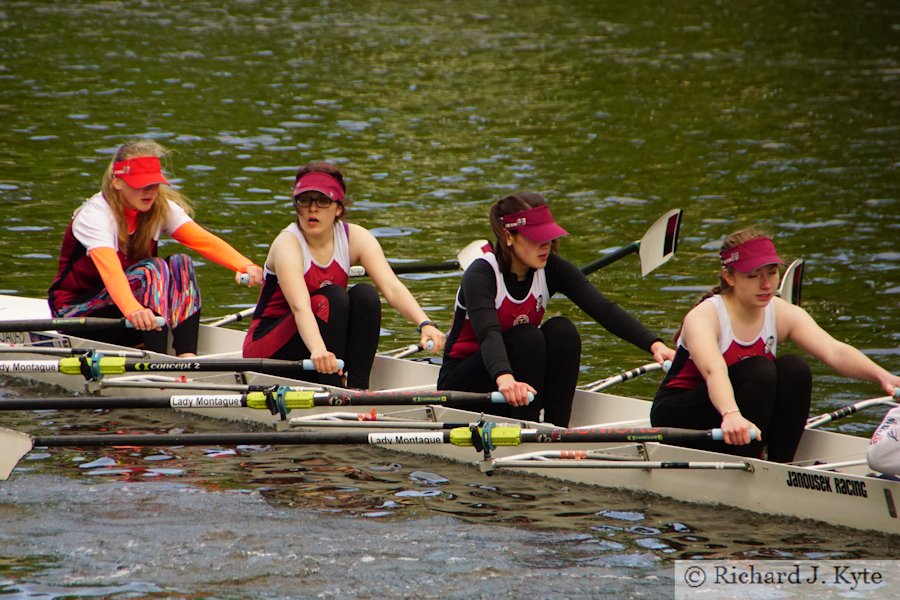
[380,344,424,359]
[209,240,491,326]
[210,210,682,330]
[5,425,740,450]
[0,344,147,358]
[0,424,737,480]
[204,306,255,326]
[383,210,685,360]
[777,259,804,306]
[805,391,900,429]
[350,239,491,278]
[0,316,165,333]
[580,360,672,393]
[580,209,682,277]
[216,209,684,329]
[0,390,514,413]
[380,340,436,359]
[0,356,343,381]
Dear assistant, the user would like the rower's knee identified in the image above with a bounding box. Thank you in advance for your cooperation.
[348,283,380,316]
[542,316,581,363]
[776,354,811,383]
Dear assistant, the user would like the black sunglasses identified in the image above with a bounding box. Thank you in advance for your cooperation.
[294,194,337,209]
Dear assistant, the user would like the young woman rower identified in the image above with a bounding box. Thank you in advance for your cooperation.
[437,192,674,427]
[242,161,445,388]
[48,139,263,357]
[651,227,900,462]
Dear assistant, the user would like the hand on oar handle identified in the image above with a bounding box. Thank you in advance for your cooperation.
[236,265,263,287]
[127,309,163,331]
[496,374,536,407]
[418,322,445,354]
[720,411,761,445]
[307,350,342,375]
[710,428,758,442]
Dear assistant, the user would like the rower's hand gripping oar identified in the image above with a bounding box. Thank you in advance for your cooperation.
[0,316,165,333]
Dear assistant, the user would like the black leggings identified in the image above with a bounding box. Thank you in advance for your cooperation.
[250,284,381,389]
[437,316,581,426]
[651,355,812,462]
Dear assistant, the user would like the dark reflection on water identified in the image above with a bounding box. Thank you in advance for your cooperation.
[1,381,898,597]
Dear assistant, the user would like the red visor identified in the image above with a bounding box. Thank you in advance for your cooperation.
[292,172,345,202]
[112,156,170,188]
[720,237,784,273]
[502,205,569,244]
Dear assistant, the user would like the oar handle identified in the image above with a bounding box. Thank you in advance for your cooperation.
[125,317,166,329]
[301,359,344,370]
[239,273,250,285]
[710,428,759,441]
[490,391,533,404]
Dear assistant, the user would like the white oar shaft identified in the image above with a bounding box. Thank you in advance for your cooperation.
[805,396,897,429]
[488,457,751,471]
[580,360,671,393]
[208,307,255,327]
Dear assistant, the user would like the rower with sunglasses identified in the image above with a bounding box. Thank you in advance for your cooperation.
[242,161,445,388]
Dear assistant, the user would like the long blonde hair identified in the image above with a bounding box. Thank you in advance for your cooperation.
[100,140,193,259]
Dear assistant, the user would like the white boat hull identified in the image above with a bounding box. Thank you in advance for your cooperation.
[2,293,897,533]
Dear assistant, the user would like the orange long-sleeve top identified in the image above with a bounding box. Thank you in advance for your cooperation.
[89,220,258,318]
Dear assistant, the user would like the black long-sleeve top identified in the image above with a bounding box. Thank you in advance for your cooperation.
[458,253,662,380]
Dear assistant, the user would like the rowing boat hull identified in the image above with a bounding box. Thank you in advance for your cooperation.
[224,377,900,533]
[2,293,897,533]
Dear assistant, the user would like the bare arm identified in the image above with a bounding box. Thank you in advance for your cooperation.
[776,299,900,395]
[268,232,339,374]
[681,302,759,445]
[348,224,445,352]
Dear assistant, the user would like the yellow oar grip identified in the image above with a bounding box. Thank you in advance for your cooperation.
[59,356,127,376]
[245,391,316,410]
[448,426,522,447]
